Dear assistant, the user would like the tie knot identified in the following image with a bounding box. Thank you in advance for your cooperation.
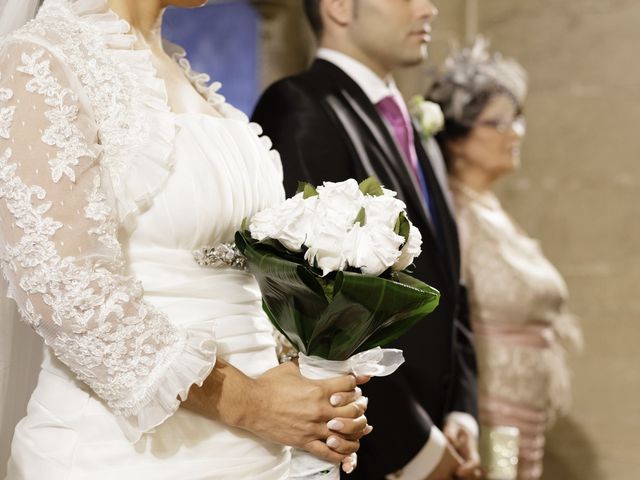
[376,95,405,124]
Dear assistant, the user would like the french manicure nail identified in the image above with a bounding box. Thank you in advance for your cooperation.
[355,386,362,396]
[327,419,344,431]
[342,459,355,474]
[327,436,339,448]
[330,394,342,406]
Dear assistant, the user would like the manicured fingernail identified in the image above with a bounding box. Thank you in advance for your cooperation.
[364,424,373,435]
[327,436,340,448]
[330,394,342,406]
[342,454,357,473]
[328,419,344,431]
[355,386,362,396]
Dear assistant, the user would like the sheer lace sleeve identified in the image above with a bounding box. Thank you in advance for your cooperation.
[0,41,217,442]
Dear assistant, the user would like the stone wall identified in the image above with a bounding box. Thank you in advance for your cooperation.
[474,2,640,479]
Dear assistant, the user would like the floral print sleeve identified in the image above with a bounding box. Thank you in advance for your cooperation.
[0,41,217,442]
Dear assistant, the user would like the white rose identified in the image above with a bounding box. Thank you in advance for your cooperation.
[344,224,404,277]
[304,215,350,276]
[392,224,423,271]
[362,194,407,230]
[250,193,317,252]
[410,96,444,138]
[316,179,364,226]
[381,187,399,197]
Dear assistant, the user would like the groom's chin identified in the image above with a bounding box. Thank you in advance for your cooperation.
[420,43,430,59]
[401,51,428,68]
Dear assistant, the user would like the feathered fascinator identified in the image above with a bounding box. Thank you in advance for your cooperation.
[428,37,528,125]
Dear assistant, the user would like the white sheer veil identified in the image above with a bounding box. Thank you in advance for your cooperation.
[0,0,41,38]
[0,1,45,476]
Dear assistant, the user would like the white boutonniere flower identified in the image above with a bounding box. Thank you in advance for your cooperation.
[409,95,445,139]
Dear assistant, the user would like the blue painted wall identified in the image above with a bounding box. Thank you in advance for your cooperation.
[163,1,260,115]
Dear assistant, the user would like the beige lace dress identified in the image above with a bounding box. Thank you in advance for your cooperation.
[452,181,582,480]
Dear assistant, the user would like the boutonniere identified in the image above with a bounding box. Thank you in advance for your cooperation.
[409,95,445,139]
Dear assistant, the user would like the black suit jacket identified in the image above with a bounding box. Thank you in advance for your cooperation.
[252,59,478,478]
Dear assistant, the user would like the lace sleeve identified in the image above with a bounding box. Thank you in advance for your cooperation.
[0,41,216,442]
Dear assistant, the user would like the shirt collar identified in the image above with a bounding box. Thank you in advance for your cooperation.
[317,48,399,105]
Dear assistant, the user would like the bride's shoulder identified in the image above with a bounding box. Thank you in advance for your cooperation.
[1,1,119,62]
[2,5,78,50]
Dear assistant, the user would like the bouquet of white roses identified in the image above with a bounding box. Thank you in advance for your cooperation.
[235,177,440,479]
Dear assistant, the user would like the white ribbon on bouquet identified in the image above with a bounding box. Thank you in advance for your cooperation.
[289,347,405,479]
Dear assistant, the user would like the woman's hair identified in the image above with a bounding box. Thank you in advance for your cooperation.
[426,37,528,170]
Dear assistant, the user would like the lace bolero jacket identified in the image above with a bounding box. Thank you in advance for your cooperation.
[0,0,274,442]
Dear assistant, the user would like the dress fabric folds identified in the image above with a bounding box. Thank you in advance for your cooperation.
[0,0,290,478]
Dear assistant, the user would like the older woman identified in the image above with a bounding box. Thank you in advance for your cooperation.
[426,40,582,480]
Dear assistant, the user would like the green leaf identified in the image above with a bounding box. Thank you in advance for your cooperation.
[394,212,411,243]
[325,270,439,358]
[304,183,318,198]
[354,207,366,226]
[357,271,440,351]
[236,231,329,355]
[408,94,425,111]
[237,231,440,360]
[359,177,384,196]
[295,181,319,198]
[295,181,307,195]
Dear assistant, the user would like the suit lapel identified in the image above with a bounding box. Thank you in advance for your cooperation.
[339,91,438,232]
[312,61,436,235]
[414,137,459,283]
[412,120,457,219]
[311,60,458,281]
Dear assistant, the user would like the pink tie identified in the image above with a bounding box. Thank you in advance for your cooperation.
[376,95,419,178]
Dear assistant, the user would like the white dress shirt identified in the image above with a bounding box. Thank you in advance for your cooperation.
[316,48,479,479]
[317,48,414,150]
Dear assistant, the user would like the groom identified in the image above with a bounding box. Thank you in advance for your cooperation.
[252,1,479,479]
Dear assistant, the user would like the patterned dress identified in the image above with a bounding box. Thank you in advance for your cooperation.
[452,181,582,480]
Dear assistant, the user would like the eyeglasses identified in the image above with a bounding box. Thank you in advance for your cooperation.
[476,116,526,135]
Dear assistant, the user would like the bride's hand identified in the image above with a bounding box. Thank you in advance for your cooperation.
[182,359,371,465]
[242,362,372,464]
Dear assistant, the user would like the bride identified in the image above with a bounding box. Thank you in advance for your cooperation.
[0,0,371,478]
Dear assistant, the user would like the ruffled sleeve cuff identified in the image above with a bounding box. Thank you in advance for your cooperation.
[116,323,217,443]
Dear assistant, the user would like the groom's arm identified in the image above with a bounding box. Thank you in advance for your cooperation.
[434,284,480,479]
[357,373,465,480]
[252,79,356,196]
[450,284,479,420]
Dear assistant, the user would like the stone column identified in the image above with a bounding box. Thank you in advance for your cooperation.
[251,0,315,89]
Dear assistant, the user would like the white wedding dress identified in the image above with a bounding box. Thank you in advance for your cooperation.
[0,0,290,478]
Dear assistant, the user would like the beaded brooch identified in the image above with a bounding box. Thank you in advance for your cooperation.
[193,243,246,270]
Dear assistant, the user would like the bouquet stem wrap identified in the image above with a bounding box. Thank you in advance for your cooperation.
[289,348,405,479]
